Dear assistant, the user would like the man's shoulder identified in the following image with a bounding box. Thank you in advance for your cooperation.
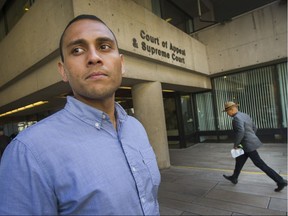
[234,111,248,118]
[239,111,251,119]
[126,115,143,126]
[16,109,67,142]
[123,115,147,133]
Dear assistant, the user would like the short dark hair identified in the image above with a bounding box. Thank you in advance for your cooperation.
[59,14,118,62]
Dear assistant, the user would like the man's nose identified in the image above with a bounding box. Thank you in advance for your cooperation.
[87,49,102,65]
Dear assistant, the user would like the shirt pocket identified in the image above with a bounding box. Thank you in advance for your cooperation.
[140,147,161,186]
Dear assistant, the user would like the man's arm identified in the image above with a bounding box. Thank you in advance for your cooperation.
[252,122,257,133]
[232,116,245,148]
[0,139,57,215]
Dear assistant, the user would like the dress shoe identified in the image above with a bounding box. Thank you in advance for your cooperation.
[223,174,238,184]
[274,180,287,192]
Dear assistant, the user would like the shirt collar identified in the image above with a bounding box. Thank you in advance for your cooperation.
[64,96,127,128]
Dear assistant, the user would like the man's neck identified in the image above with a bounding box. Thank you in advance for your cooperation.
[232,111,238,117]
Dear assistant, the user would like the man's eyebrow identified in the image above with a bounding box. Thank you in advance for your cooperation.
[96,37,116,45]
[66,37,116,48]
[66,39,87,49]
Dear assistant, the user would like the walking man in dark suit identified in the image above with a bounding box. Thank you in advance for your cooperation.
[222,101,287,192]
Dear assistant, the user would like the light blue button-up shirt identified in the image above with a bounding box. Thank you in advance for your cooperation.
[0,96,161,215]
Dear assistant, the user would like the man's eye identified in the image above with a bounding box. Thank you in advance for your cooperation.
[72,47,84,54]
[100,44,111,50]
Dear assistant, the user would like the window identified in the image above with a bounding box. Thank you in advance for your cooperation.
[195,92,216,131]
[151,0,278,34]
[213,65,283,130]
[278,62,287,128]
[158,0,194,34]
[0,0,35,41]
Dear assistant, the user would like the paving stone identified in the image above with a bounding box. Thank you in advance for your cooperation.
[159,197,232,215]
[205,188,270,208]
[159,206,183,215]
[217,180,288,199]
[269,197,288,212]
[159,189,198,203]
[181,211,199,215]
[193,196,287,215]
[158,143,287,215]
[159,181,209,197]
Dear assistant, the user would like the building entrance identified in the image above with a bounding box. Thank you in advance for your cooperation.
[163,92,198,149]
[116,88,198,149]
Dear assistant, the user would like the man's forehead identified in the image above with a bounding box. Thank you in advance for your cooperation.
[63,19,115,42]
[68,19,104,28]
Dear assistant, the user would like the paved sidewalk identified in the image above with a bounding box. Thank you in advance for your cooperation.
[159,143,287,215]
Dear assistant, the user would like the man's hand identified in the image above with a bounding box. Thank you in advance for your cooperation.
[234,144,243,149]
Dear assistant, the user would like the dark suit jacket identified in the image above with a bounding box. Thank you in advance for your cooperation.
[232,111,262,152]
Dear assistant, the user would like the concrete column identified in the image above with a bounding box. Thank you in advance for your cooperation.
[132,81,170,169]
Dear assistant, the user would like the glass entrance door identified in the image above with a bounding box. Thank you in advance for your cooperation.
[179,95,197,147]
[164,92,198,148]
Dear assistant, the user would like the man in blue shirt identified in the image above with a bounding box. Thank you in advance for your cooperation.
[0,14,161,215]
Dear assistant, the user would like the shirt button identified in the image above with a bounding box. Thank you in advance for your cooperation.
[131,166,137,172]
[141,198,146,203]
[95,122,100,129]
[102,114,106,119]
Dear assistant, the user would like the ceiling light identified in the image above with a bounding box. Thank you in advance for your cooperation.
[0,101,48,118]
[119,86,132,90]
[162,89,175,92]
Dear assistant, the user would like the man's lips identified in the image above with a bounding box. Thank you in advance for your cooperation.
[86,72,108,80]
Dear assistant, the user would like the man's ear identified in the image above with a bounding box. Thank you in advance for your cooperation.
[57,61,69,82]
[120,54,125,75]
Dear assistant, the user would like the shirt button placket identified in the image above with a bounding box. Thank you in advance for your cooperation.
[95,122,100,129]
[131,166,137,172]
